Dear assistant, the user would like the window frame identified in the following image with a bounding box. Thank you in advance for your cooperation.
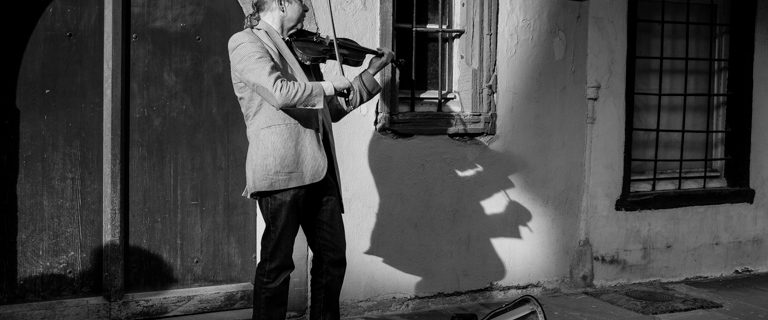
[376,0,498,136]
[616,0,757,211]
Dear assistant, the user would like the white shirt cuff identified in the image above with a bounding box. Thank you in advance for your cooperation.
[320,81,335,96]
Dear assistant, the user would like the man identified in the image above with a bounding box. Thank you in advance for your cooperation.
[227,0,394,319]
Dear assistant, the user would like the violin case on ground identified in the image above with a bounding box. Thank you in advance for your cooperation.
[451,295,547,320]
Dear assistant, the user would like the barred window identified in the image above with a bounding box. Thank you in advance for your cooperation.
[617,0,756,210]
[377,0,498,135]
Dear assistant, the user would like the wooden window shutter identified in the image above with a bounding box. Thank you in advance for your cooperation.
[376,0,499,136]
[459,0,498,135]
[476,0,498,134]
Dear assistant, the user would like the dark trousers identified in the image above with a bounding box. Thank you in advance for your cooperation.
[252,175,346,320]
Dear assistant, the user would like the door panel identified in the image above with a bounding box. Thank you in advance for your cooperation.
[4,0,105,304]
[127,1,308,313]
[128,0,257,291]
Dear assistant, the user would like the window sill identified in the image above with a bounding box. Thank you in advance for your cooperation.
[380,112,496,136]
[615,187,756,211]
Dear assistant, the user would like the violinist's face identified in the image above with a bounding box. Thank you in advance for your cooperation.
[283,0,309,35]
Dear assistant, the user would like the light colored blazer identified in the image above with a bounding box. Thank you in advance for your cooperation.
[228,21,381,201]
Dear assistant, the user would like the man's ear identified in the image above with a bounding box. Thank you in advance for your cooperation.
[278,0,285,12]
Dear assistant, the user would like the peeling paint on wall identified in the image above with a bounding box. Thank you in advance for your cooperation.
[594,253,628,267]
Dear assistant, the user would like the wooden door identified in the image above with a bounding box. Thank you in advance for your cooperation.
[2,0,105,305]
[1,0,309,318]
[126,0,308,316]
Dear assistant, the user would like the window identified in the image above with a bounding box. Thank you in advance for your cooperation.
[617,0,756,210]
[376,0,498,135]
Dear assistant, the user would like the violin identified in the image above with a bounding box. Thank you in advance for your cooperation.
[289,29,372,67]
[289,29,401,68]
[289,0,399,100]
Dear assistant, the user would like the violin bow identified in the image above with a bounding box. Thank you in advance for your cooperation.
[324,0,354,103]
[325,0,345,77]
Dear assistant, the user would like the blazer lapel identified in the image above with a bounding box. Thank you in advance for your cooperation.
[254,21,310,83]
[252,22,326,134]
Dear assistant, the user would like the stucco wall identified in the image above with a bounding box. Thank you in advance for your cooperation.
[318,0,589,301]
[585,0,768,285]
[256,0,766,306]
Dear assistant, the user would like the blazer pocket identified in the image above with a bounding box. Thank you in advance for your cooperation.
[259,122,295,130]
[259,123,323,175]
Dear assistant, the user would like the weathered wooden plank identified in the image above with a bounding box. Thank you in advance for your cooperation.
[0,283,253,320]
[463,0,479,69]
[0,296,109,320]
[112,283,253,319]
[388,112,494,135]
[469,0,483,114]
[103,0,126,302]
[127,0,260,292]
[10,0,104,304]
[377,0,396,128]
[481,0,498,117]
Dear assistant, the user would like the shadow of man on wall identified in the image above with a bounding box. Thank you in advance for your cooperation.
[365,134,532,294]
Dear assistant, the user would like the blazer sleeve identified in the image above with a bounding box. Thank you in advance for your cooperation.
[327,70,382,122]
[228,32,326,110]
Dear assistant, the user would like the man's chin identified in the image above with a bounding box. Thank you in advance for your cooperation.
[288,22,304,35]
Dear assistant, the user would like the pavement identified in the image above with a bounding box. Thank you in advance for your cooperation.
[165,272,768,320]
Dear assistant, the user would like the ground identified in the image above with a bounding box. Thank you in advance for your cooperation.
[166,273,768,320]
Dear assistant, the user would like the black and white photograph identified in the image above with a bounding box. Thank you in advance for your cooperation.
[1,0,766,319]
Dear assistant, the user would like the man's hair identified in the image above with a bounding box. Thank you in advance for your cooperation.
[244,0,292,29]
[251,0,273,14]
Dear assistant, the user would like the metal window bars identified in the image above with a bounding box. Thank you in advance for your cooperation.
[629,0,732,192]
[393,0,465,113]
